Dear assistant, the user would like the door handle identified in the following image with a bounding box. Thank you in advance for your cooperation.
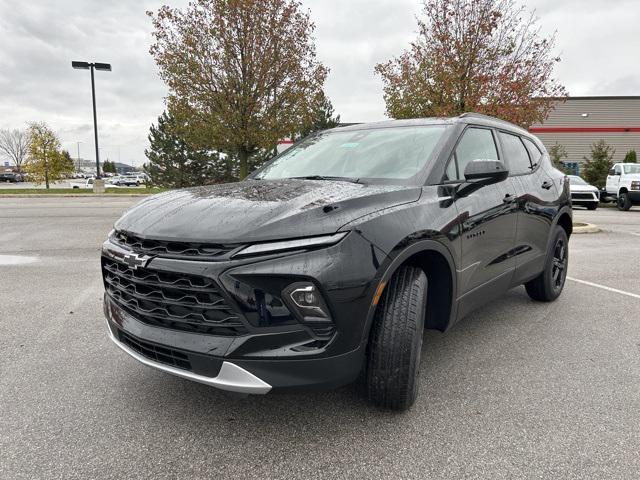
[541,181,553,190]
[503,193,516,204]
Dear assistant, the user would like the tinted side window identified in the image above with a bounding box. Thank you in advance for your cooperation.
[614,165,622,175]
[499,132,532,175]
[446,127,499,181]
[522,137,542,167]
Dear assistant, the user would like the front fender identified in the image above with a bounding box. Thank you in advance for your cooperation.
[357,238,459,349]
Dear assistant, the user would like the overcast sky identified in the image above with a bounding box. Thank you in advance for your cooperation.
[0,0,638,166]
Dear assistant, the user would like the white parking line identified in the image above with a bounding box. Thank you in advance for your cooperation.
[567,276,640,300]
[0,254,39,265]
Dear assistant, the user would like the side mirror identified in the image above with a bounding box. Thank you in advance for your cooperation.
[464,160,508,186]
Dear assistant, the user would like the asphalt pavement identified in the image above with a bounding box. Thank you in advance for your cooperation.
[1,198,639,479]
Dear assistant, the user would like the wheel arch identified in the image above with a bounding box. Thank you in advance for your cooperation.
[555,208,573,238]
[360,239,458,350]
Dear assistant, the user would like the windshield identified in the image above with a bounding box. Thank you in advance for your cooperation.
[569,176,588,185]
[254,126,449,183]
[623,164,640,174]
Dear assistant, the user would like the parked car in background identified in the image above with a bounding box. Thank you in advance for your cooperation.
[70,178,95,189]
[101,114,572,411]
[0,172,23,182]
[568,175,599,210]
[112,174,146,186]
[605,163,640,211]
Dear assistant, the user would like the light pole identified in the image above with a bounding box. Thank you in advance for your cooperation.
[71,61,111,179]
[76,141,82,173]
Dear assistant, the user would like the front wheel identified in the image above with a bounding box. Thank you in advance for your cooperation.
[366,266,427,411]
[617,192,632,211]
[587,203,598,210]
[525,226,568,302]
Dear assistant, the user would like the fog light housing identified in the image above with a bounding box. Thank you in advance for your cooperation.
[282,282,332,324]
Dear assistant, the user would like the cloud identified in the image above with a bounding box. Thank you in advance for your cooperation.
[0,0,638,165]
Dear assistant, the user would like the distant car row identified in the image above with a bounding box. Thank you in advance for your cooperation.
[70,174,148,189]
[0,172,24,182]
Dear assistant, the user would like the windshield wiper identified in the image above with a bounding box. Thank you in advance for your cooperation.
[289,175,361,184]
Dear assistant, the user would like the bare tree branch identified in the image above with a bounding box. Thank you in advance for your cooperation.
[0,128,30,172]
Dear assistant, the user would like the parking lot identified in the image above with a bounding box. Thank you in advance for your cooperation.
[1,197,639,479]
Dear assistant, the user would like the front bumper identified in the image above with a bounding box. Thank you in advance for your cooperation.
[102,230,385,392]
[570,191,599,203]
[106,316,272,394]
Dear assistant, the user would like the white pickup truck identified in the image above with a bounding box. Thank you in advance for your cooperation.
[605,163,640,211]
[70,178,95,189]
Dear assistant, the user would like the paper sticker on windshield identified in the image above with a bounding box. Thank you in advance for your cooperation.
[340,142,359,149]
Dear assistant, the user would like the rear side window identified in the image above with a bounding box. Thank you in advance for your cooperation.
[522,137,542,167]
[499,132,532,175]
[445,127,499,181]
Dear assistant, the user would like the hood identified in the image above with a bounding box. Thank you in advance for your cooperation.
[624,173,640,181]
[570,184,598,192]
[115,179,421,243]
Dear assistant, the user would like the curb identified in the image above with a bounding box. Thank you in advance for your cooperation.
[573,222,601,234]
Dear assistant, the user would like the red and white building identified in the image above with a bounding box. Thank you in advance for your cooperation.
[529,96,640,174]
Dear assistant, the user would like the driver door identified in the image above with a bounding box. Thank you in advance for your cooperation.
[606,164,621,193]
[446,126,519,318]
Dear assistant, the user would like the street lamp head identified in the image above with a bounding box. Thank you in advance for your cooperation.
[72,61,112,71]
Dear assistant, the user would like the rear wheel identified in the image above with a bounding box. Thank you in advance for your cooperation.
[525,226,568,302]
[366,266,427,411]
[586,203,598,210]
[617,192,632,211]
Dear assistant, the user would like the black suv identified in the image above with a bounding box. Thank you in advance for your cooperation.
[102,114,571,410]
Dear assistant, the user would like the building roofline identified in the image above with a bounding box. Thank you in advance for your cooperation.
[546,96,640,101]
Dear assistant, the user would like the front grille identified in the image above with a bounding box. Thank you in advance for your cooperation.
[119,330,192,371]
[111,230,235,260]
[571,192,596,200]
[102,257,248,336]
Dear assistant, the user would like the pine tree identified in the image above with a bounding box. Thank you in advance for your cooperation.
[144,110,227,188]
[624,150,637,163]
[298,93,341,138]
[582,140,615,190]
[103,160,117,174]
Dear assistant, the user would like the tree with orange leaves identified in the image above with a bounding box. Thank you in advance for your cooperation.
[375,0,567,127]
[148,0,328,179]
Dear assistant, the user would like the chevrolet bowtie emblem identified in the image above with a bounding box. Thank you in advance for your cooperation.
[123,253,152,270]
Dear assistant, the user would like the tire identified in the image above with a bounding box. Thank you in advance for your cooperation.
[617,192,632,211]
[525,226,568,302]
[367,266,427,411]
[587,203,598,210]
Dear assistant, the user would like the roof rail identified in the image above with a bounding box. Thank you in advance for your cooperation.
[459,112,524,130]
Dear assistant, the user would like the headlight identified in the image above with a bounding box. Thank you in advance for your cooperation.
[233,232,347,258]
[282,282,332,324]
[631,181,640,190]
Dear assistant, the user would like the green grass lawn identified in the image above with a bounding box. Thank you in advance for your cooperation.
[0,187,168,195]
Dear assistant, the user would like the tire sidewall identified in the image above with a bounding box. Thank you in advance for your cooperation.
[618,193,631,211]
[543,227,569,300]
[366,267,427,410]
